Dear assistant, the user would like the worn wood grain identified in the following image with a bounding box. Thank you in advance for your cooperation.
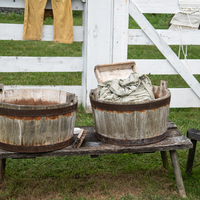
[186,129,200,173]
[0,158,6,183]
[170,150,187,198]
[186,139,197,174]
[0,122,192,159]
[187,129,200,141]
[4,86,83,105]
[0,122,191,198]
[161,151,169,168]
[73,129,87,148]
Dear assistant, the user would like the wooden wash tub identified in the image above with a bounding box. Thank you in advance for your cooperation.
[0,85,77,153]
[90,62,171,146]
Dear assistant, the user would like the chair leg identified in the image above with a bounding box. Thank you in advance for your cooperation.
[170,150,186,198]
[0,158,6,183]
[160,151,169,168]
[186,139,197,174]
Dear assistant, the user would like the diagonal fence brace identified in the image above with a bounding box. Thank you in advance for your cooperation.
[129,0,200,99]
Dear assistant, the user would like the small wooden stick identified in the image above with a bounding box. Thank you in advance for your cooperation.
[170,150,187,198]
[73,129,87,148]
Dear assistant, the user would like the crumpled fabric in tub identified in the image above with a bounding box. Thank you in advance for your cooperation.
[23,0,73,44]
[97,73,155,103]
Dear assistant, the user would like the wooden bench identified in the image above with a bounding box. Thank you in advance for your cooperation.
[186,129,200,174]
[0,122,192,198]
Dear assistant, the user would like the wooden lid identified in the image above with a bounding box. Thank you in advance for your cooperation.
[94,61,138,83]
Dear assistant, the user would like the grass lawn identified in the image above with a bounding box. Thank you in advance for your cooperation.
[0,12,199,200]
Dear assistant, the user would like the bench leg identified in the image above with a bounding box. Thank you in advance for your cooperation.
[186,139,197,174]
[160,151,169,168]
[90,155,99,158]
[0,158,6,183]
[170,150,186,198]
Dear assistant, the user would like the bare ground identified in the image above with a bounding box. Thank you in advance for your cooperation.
[0,167,178,200]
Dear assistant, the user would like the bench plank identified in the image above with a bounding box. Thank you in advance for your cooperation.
[0,122,192,159]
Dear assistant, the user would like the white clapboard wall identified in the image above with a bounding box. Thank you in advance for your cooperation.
[0,0,200,109]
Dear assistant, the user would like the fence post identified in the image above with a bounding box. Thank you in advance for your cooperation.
[113,0,129,63]
[82,0,114,112]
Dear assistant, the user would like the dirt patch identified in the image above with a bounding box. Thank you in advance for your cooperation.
[0,167,177,200]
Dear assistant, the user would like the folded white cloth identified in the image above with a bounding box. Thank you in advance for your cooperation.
[170,8,200,28]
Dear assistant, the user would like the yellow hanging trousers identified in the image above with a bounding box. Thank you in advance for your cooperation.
[23,0,73,44]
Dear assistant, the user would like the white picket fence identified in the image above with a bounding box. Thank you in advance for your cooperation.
[0,0,200,111]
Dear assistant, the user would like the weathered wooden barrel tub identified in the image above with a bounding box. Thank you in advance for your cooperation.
[0,85,77,153]
[90,86,171,146]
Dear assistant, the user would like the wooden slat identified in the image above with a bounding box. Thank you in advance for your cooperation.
[179,0,200,8]
[128,59,200,75]
[129,0,200,99]
[133,0,180,14]
[0,57,83,72]
[128,29,200,45]
[0,24,83,42]
[4,85,83,104]
[82,0,114,111]
[0,126,192,159]
[0,0,84,11]
[113,0,129,62]
[170,88,200,108]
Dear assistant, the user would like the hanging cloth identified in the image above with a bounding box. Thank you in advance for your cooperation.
[23,0,73,44]
[170,0,200,28]
[169,0,200,72]
[170,8,200,28]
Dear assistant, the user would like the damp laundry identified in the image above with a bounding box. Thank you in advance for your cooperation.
[97,72,155,103]
[23,0,73,44]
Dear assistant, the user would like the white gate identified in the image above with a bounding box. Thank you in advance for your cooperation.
[112,0,200,108]
[0,0,200,111]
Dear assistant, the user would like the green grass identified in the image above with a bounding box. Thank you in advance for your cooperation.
[0,12,199,200]
[0,11,82,25]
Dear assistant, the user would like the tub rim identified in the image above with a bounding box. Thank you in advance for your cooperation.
[0,89,78,117]
[90,88,171,112]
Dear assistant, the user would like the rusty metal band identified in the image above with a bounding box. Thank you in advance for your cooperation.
[0,137,73,153]
[0,103,77,117]
[90,96,170,112]
[96,131,168,146]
